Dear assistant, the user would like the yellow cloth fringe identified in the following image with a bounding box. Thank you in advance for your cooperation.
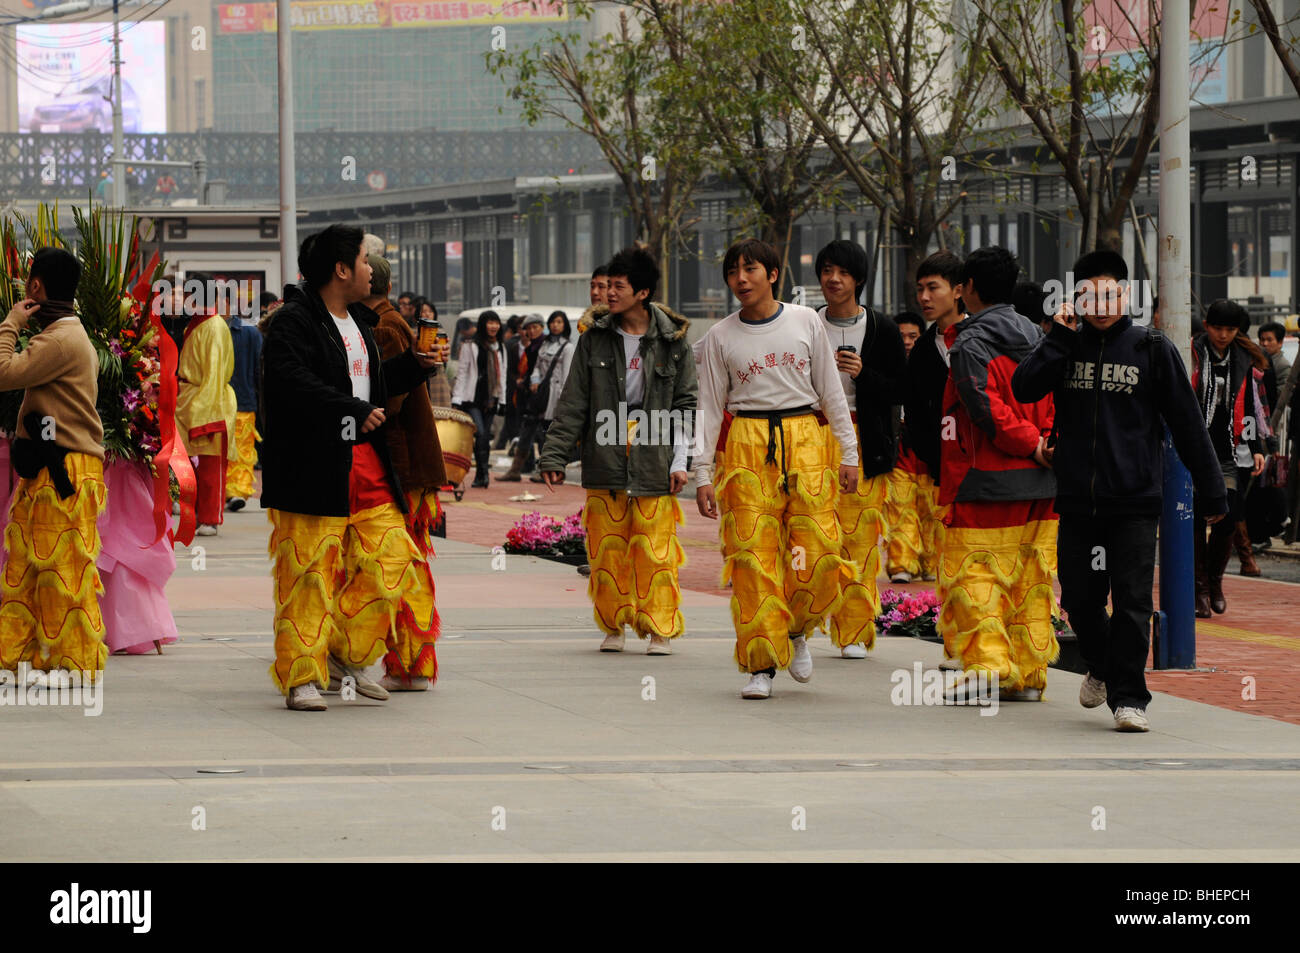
[715,414,851,671]
[383,488,439,681]
[829,459,889,649]
[225,410,260,499]
[584,490,684,638]
[0,453,107,678]
[884,468,945,578]
[267,502,425,693]
[938,519,1060,691]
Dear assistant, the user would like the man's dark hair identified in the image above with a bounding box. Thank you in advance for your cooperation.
[1073,250,1128,285]
[298,224,364,291]
[259,290,279,309]
[815,240,870,298]
[506,314,523,333]
[959,246,1019,306]
[916,250,963,288]
[1259,321,1286,342]
[722,238,781,287]
[398,291,413,302]
[607,245,660,301]
[592,265,609,280]
[29,246,80,301]
[1204,299,1250,332]
[1012,280,1049,321]
[893,311,924,334]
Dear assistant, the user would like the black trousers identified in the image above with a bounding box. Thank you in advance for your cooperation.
[1056,513,1158,711]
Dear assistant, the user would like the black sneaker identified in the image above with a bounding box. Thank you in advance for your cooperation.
[227,497,246,512]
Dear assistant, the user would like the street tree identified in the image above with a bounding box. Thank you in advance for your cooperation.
[486,6,704,300]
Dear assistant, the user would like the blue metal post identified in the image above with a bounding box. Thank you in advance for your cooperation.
[1156,432,1196,669]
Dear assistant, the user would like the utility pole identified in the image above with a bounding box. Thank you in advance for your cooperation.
[111,0,125,207]
[277,0,298,291]
[1155,0,1195,669]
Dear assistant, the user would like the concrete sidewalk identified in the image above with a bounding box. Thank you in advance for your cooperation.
[1,500,1298,861]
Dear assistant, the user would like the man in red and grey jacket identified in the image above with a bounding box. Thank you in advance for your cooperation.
[938,246,1058,702]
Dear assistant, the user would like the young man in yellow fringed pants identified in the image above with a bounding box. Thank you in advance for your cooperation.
[0,248,108,685]
[695,239,861,700]
[938,246,1059,702]
[884,311,943,583]
[224,312,262,511]
[260,226,440,712]
[539,246,696,655]
[814,241,907,657]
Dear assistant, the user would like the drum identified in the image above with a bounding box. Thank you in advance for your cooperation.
[432,405,475,488]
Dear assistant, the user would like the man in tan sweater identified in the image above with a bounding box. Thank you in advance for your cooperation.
[0,247,108,685]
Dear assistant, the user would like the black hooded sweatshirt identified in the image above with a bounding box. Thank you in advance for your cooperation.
[1012,315,1227,518]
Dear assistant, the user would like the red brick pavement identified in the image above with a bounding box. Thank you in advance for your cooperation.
[438,478,1300,723]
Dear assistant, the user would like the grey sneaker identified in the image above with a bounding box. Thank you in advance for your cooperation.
[840,642,867,659]
[1079,674,1108,709]
[938,655,964,671]
[326,655,390,700]
[1114,707,1150,732]
[286,683,328,711]
[599,632,625,652]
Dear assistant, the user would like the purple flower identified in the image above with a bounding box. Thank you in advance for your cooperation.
[109,340,127,359]
[122,388,143,412]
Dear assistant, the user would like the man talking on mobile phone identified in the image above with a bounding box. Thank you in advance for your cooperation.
[814,240,906,659]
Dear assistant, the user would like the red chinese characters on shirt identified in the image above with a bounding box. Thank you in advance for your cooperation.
[341,325,369,380]
[734,352,788,387]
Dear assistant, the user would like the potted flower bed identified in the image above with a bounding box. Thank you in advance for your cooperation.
[503,510,587,565]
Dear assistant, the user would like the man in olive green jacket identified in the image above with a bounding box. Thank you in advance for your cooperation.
[539,247,696,655]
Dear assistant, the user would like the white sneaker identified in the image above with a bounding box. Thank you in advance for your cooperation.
[646,635,672,655]
[938,655,963,671]
[599,632,625,652]
[840,643,867,659]
[922,573,936,582]
[286,683,328,711]
[789,635,813,682]
[195,524,218,537]
[890,571,913,583]
[742,672,773,699]
[1114,706,1150,732]
[1079,674,1108,709]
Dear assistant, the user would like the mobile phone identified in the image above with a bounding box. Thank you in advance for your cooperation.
[836,345,857,354]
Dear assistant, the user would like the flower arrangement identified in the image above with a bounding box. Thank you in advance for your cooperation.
[503,509,587,558]
[874,587,1075,640]
[875,588,941,639]
[0,200,166,470]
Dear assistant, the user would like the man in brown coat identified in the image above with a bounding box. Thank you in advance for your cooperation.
[359,255,448,691]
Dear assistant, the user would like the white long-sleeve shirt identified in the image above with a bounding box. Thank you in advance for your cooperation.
[692,303,858,486]
[450,339,507,407]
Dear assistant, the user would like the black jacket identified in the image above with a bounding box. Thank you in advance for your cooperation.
[901,321,949,483]
[260,282,429,517]
[1011,316,1227,518]
[833,307,906,477]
